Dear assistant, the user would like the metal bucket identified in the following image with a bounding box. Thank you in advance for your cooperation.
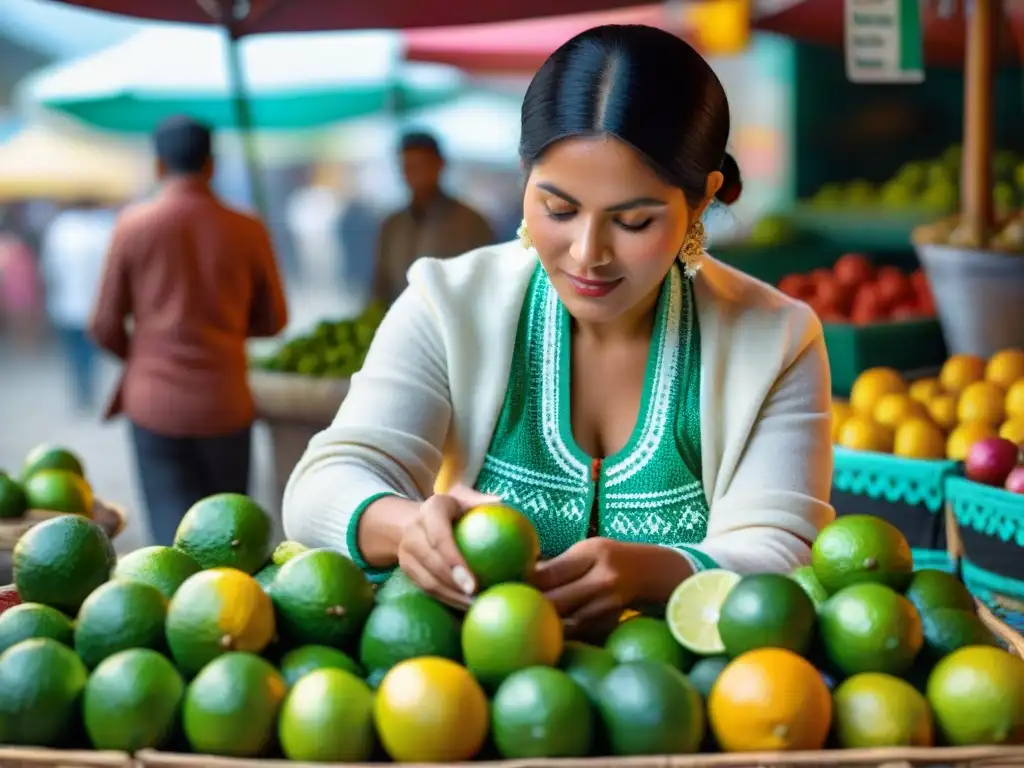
[915,244,1024,358]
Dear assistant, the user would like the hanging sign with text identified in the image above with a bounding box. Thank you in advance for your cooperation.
[845,0,925,83]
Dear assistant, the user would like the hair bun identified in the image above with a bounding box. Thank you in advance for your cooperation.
[715,152,742,205]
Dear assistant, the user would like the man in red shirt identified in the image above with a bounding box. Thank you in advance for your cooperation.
[90,116,288,545]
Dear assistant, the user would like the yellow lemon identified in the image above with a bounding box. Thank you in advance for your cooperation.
[1006,380,1024,421]
[831,400,853,443]
[927,394,959,431]
[946,421,997,461]
[838,416,894,453]
[894,418,948,460]
[957,381,1006,427]
[998,419,1024,445]
[873,393,927,431]
[850,368,907,417]
[939,354,986,395]
[985,348,1024,390]
[908,377,943,405]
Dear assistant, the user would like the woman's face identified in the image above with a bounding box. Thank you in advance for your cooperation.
[523,136,712,327]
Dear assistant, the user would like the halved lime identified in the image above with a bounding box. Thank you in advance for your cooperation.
[666,569,742,655]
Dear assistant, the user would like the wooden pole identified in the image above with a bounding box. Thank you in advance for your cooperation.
[960,0,997,245]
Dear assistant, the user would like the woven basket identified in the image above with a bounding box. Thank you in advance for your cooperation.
[0,499,126,552]
[248,370,349,425]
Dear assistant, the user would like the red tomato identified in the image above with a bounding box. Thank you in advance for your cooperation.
[815,279,854,316]
[809,268,833,286]
[778,273,814,300]
[850,284,890,325]
[833,253,875,287]
[889,303,920,321]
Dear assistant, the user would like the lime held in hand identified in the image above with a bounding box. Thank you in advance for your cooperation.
[454,504,540,589]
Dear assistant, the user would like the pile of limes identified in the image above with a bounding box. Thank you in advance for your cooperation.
[834,349,1024,459]
[1,503,1022,761]
[666,514,1024,752]
[0,444,93,521]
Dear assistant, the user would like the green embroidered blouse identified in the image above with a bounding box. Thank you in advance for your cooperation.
[473,262,717,571]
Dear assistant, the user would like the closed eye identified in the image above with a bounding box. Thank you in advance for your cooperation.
[545,207,576,221]
[617,218,653,232]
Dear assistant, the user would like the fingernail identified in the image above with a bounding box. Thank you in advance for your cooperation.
[452,565,475,595]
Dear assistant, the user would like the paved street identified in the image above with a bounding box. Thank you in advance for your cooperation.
[0,280,361,556]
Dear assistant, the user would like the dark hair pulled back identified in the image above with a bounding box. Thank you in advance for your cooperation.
[520,24,741,206]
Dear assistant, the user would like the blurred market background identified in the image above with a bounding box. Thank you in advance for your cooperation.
[1,0,1022,555]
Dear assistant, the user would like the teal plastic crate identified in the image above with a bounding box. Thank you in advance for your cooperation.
[947,475,1024,633]
[824,319,948,396]
[832,447,959,571]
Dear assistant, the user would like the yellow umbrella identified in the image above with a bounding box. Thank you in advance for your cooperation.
[0,125,149,203]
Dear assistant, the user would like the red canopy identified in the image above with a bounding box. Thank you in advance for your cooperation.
[403,5,688,73]
[754,0,1024,67]
[47,0,657,36]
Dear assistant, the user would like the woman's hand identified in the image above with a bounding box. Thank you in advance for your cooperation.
[396,485,498,609]
[532,538,693,625]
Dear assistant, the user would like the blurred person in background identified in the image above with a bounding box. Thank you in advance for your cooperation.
[38,198,115,411]
[372,131,494,304]
[0,206,44,347]
[336,164,380,307]
[90,115,289,546]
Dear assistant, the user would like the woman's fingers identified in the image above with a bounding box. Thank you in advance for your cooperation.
[400,555,472,610]
[446,483,501,509]
[421,496,476,595]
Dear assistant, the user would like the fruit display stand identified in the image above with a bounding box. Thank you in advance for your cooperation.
[0,500,125,585]
[249,370,349,525]
[0,748,134,768]
[832,448,959,573]
[946,475,1024,633]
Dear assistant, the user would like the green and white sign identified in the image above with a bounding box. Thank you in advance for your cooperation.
[845,0,925,84]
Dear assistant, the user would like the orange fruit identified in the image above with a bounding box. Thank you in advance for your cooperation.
[985,348,1024,391]
[850,368,907,417]
[1007,380,1024,421]
[894,418,947,460]
[708,648,832,752]
[957,381,1006,427]
[873,394,927,431]
[999,419,1024,446]
[908,377,943,405]
[939,354,986,395]
[946,421,997,461]
[837,416,894,453]
[831,400,853,443]
[927,395,958,431]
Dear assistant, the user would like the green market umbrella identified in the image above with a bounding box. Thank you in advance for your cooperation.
[17,26,464,133]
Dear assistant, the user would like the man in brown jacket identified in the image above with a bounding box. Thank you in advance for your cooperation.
[90,116,288,545]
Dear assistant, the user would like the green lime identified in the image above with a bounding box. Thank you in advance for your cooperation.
[905,569,976,615]
[252,562,280,592]
[454,504,540,589]
[74,580,168,669]
[492,666,592,758]
[165,568,275,677]
[927,645,1024,745]
[0,638,88,746]
[22,469,93,515]
[182,652,287,757]
[557,641,616,703]
[83,649,184,751]
[920,607,998,662]
[271,540,309,566]
[279,645,362,688]
[13,514,116,614]
[606,616,692,671]
[173,493,272,573]
[665,569,742,655]
[21,444,85,482]
[462,583,563,689]
[819,583,923,677]
[271,549,374,648]
[375,569,425,603]
[718,573,817,658]
[811,515,914,593]
[278,668,376,762]
[597,660,705,755]
[833,672,934,748]
[687,655,731,699]
[0,603,73,655]
[113,545,202,600]
[790,565,829,606]
[359,593,461,676]
[0,474,27,519]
